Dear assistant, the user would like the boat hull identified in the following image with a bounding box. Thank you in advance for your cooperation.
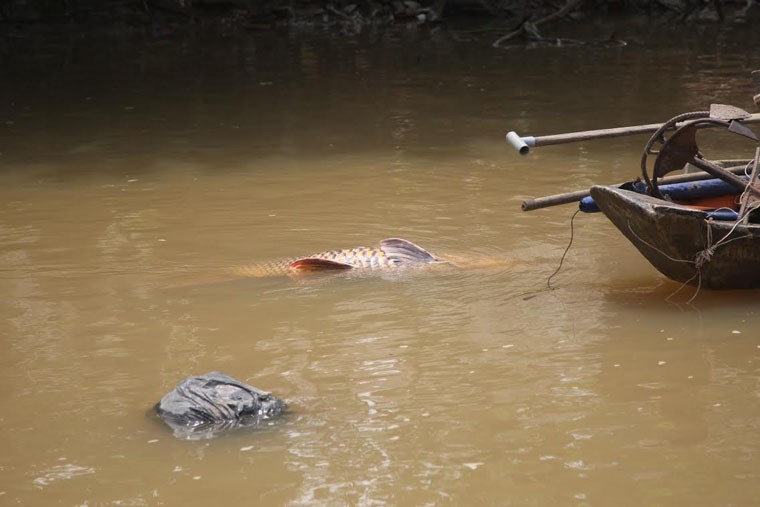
[589,185,760,289]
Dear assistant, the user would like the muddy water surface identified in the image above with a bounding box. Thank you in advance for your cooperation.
[2,21,760,506]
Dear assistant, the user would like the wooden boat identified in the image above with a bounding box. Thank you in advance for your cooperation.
[511,100,760,290]
[589,184,760,289]
[586,104,760,289]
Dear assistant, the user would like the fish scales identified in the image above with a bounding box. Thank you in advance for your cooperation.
[310,246,396,268]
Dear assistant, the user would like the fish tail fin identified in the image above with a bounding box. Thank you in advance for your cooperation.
[379,238,438,263]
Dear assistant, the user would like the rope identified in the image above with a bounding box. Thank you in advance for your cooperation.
[640,110,711,192]
[520,209,581,300]
[694,221,714,270]
[547,209,580,290]
[625,220,695,265]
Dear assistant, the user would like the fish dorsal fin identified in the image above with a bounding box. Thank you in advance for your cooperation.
[379,238,437,264]
[288,258,354,272]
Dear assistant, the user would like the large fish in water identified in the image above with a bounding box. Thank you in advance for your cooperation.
[231,237,445,278]
[171,238,513,287]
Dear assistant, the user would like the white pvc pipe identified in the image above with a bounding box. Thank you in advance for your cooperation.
[505,131,534,155]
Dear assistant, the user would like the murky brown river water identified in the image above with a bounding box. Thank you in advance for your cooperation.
[2,20,760,505]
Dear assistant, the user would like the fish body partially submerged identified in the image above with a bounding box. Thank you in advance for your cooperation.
[232,238,446,278]
[171,238,515,288]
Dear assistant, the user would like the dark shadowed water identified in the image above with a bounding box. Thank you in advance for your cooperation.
[2,19,760,506]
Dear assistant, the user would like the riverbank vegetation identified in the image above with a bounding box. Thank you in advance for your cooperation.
[2,0,756,35]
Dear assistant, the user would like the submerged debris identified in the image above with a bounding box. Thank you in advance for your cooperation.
[154,372,286,440]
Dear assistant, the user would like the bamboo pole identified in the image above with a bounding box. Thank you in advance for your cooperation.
[506,113,760,155]
[521,165,750,212]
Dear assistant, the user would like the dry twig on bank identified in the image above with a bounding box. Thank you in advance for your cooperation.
[492,0,585,48]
